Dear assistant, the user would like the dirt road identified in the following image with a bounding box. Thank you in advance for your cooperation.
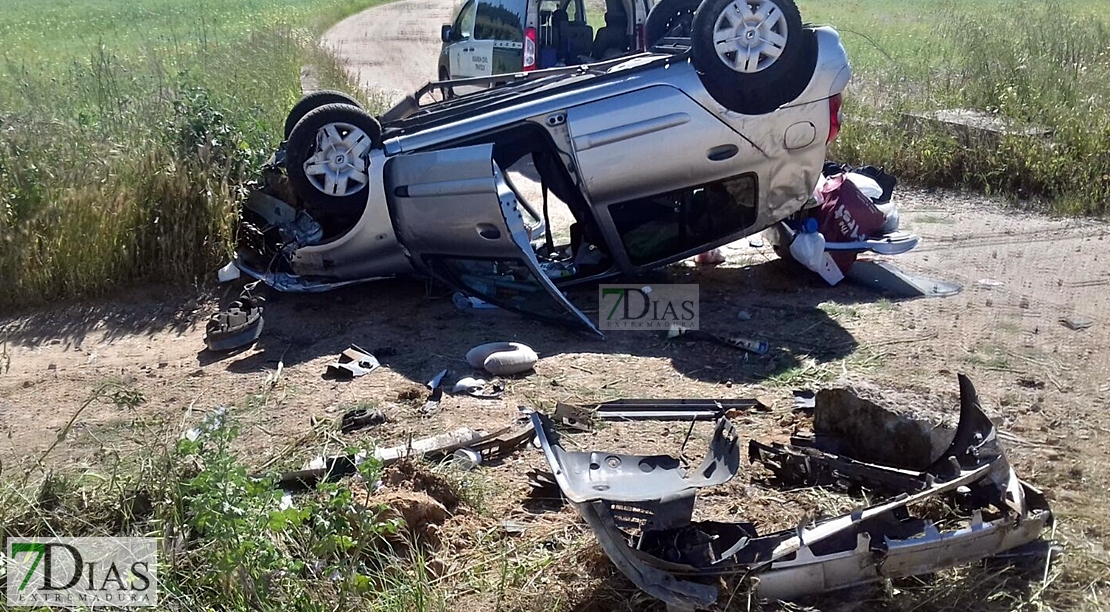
[322,0,456,105]
[1,3,1108,610]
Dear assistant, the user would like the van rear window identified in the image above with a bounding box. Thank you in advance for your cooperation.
[475,0,525,41]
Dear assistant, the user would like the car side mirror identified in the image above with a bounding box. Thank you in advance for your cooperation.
[441,25,453,42]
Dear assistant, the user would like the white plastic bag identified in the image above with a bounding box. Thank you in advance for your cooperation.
[790,223,845,286]
[844,172,884,201]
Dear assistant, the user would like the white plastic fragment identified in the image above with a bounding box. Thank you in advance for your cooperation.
[452,377,488,394]
[217,261,241,283]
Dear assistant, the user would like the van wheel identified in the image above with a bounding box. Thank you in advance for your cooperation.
[645,0,702,47]
[286,103,382,213]
[283,90,362,138]
[690,0,812,115]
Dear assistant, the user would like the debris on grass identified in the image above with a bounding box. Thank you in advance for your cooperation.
[531,375,1054,609]
[324,344,380,379]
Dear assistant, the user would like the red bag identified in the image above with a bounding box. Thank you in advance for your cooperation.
[816,174,887,273]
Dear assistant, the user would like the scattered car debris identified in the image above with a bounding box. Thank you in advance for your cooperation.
[554,402,595,432]
[279,421,536,492]
[203,284,265,352]
[217,261,241,283]
[452,376,485,394]
[596,398,768,421]
[1060,315,1093,331]
[501,520,529,535]
[419,371,447,416]
[427,369,448,390]
[324,344,380,379]
[532,375,1053,609]
[452,292,500,311]
[791,389,816,411]
[451,377,506,398]
[451,447,483,470]
[339,407,387,433]
[466,342,538,376]
[554,398,769,430]
[279,427,483,491]
[667,326,770,355]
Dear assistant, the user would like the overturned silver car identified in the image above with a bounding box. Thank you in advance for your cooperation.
[531,375,1053,609]
[236,0,869,335]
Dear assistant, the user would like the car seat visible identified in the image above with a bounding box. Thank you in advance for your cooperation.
[551,9,570,62]
[592,12,629,60]
[565,21,594,61]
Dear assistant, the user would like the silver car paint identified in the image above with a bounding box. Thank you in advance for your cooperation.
[289,148,413,280]
[258,27,850,303]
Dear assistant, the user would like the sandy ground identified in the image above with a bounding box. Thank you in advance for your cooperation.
[1,2,1109,610]
[323,0,456,105]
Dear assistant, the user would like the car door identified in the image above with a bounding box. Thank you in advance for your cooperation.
[385,144,601,335]
[474,0,525,75]
[448,0,478,77]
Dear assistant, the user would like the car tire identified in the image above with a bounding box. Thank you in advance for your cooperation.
[285,103,382,214]
[690,0,813,115]
[645,0,702,47]
[283,90,362,139]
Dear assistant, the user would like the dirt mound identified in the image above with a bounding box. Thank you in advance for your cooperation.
[382,459,460,511]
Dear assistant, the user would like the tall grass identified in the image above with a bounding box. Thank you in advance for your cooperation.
[0,0,383,312]
[805,0,1110,214]
[0,401,443,611]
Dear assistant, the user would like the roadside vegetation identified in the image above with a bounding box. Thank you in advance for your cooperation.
[0,385,445,611]
[806,0,1110,215]
[0,0,385,313]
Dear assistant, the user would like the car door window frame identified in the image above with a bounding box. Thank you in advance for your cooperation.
[474,0,526,42]
[454,0,477,39]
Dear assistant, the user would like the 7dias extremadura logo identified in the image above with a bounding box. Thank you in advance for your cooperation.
[6,538,157,607]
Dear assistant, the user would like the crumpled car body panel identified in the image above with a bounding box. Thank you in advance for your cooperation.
[532,375,1053,610]
[237,28,852,334]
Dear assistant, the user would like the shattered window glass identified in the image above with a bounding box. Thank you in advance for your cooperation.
[608,174,758,266]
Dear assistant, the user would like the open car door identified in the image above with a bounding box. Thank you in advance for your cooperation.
[385,144,602,336]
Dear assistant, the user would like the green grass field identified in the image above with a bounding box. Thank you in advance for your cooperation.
[801,0,1110,212]
[0,0,384,312]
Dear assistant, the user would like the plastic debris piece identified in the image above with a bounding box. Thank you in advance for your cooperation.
[452,377,488,394]
[217,261,241,283]
[325,345,380,379]
[204,285,265,352]
[340,408,387,433]
[452,448,483,470]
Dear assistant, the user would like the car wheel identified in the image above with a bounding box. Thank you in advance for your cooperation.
[645,0,702,47]
[690,0,813,115]
[286,103,382,213]
[283,90,362,139]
